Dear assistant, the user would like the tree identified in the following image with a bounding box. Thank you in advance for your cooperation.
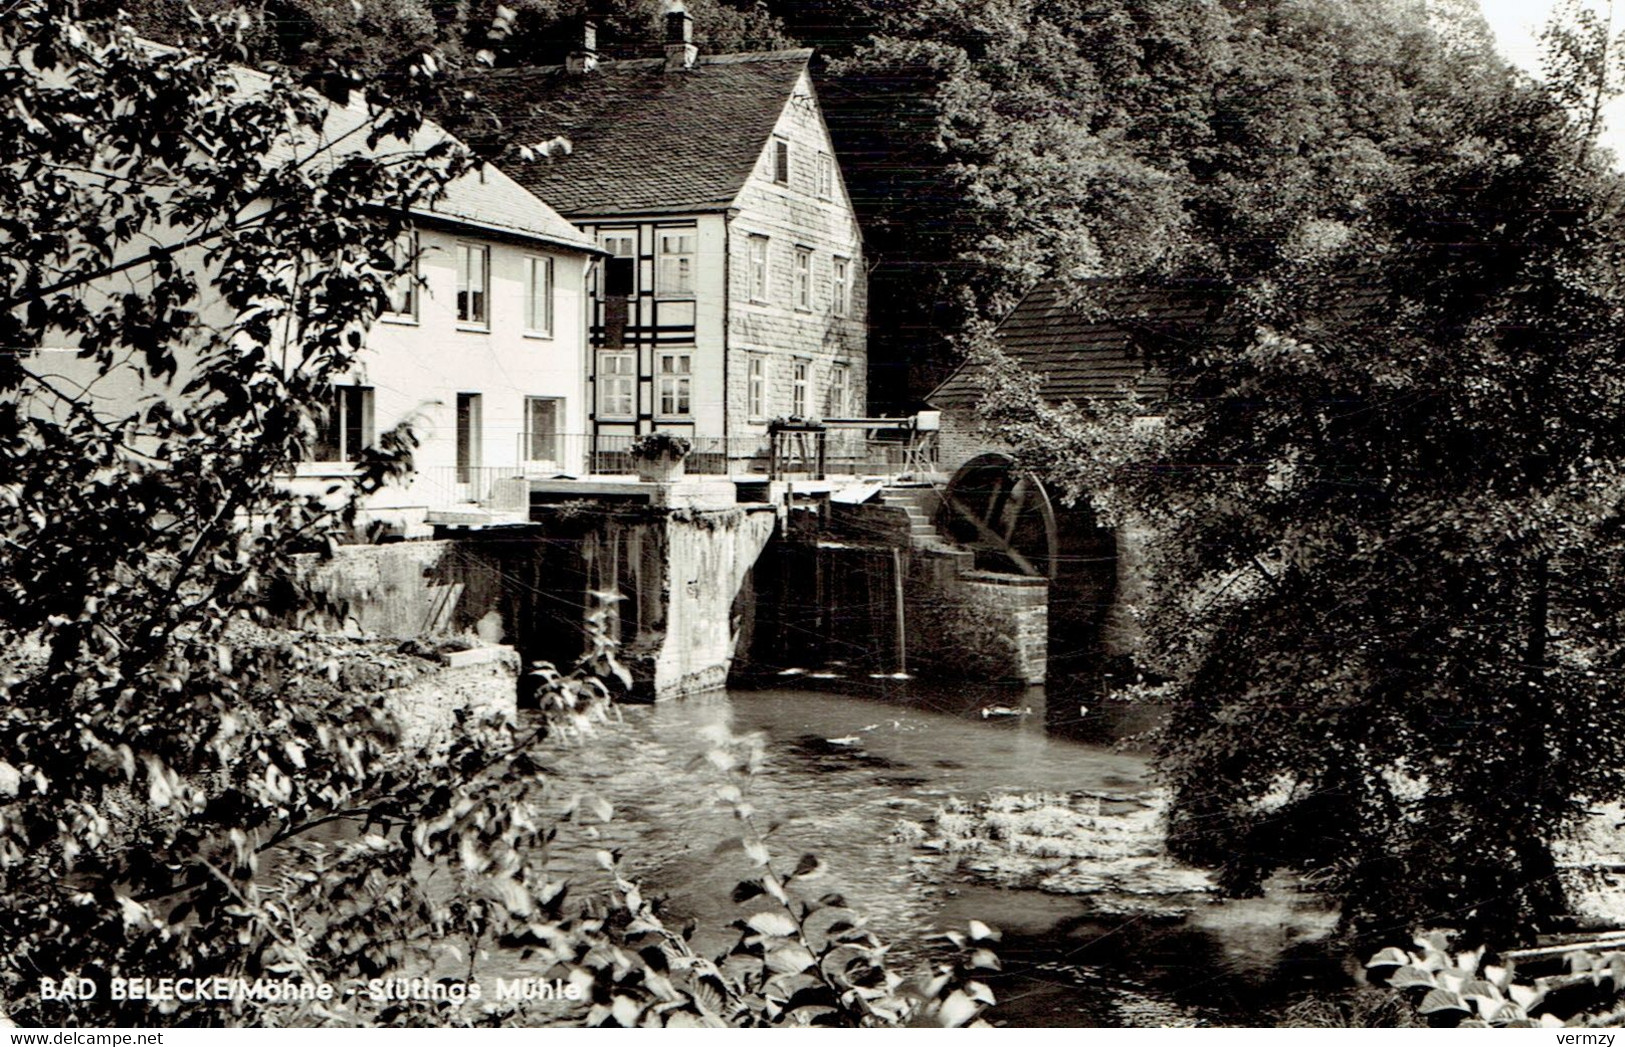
[1541,0,1625,166]
[0,4,993,1026]
[976,0,1625,944]
[0,0,488,1023]
[825,0,1224,406]
[459,0,792,67]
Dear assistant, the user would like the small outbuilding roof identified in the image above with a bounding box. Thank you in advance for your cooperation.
[929,279,1229,409]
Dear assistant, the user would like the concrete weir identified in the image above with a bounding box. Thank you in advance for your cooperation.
[287,474,1107,702]
[572,503,777,699]
[292,477,777,702]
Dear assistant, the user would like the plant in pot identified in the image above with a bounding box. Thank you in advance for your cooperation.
[629,430,692,482]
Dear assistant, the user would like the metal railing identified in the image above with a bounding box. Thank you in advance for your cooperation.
[406,426,942,511]
[413,466,531,513]
[769,426,938,481]
[515,433,776,477]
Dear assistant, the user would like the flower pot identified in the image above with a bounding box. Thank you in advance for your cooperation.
[636,453,686,483]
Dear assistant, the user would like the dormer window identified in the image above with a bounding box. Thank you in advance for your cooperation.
[772,139,789,185]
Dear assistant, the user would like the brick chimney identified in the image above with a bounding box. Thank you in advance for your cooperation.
[664,2,696,72]
[566,19,598,74]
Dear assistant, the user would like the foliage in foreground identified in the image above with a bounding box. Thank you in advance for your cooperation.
[1368,932,1625,1028]
[0,5,992,1027]
[975,1,1625,944]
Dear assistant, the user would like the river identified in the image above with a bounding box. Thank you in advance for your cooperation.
[527,678,1348,1027]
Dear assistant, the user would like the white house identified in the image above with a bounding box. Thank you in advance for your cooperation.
[22,71,601,537]
[303,166,601,531]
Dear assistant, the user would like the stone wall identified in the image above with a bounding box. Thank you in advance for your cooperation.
[917,413,1152,669]
[937,407,1008,475]
[740,519,1049,686]
[293,507,778,702]
[291,540,509,641]
[657,508,779,697]
[1102,517,1151,661]
[901,547,1049,686]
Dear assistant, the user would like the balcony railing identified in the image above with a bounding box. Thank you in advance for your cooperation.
[408,424,940,512]
[413,466,531,514]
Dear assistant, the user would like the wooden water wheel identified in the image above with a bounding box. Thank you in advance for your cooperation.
[939,453,1060,578]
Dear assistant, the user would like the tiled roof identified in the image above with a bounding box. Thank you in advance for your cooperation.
[240,66,597,253]
[929,279,1227,408]
[472,49,815,217]
[312,104,598,253]
[426,160,600,253]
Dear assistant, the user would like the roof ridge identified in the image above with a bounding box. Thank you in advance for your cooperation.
[699,48,814,65]
[482,47,812,77]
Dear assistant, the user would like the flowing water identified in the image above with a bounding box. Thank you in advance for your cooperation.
[525,679,1348,1027]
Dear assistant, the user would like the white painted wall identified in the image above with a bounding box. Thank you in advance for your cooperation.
[353,226,591,511]
[23,222,594,522]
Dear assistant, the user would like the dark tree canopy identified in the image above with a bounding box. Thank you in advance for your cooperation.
[118,0,793,71]
[972,1,1625,944]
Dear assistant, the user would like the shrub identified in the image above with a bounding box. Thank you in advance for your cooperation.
[628,432,693,461]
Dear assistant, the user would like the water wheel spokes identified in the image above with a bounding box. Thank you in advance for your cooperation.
[940,453,1059,579]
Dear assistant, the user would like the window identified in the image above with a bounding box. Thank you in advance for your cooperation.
[313,385,374,462]
[383,233,418,321]
[602,233,635,297]
[598,351,635,418]
[827,364,849,417]
[455,392,482,484]
[791,360,808,418]
[747,355,765,418]
[748,235,769,303]
[832,256,850,318]
[457,244,488,326]
[816,151,833,200]
[772,138,789,185]
[525,256,554,336]
[794,248,811,311]
[657,352,692,417]
[657,230,696,297]
[524,397,560,462]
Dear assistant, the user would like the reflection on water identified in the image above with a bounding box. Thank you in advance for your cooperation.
[525,680,1344,1027]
